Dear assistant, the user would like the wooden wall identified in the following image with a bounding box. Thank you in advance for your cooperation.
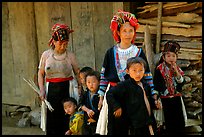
[2,2,123,108]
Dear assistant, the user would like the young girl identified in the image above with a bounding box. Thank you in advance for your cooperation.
[62,97,84,135]
[79,71,100,135]
[153,41,187,135]
[106,57,156,135]
[96,10,160,135]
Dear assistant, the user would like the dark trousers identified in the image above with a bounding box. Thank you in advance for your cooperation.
[46,81,70,135]
[161,96,185,130]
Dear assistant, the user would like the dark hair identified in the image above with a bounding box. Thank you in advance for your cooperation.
[61,97,78,107]
[126,57,147,70]
[52,28,69,41]
[163,40,180,54]
[85,70,100,82]
[79,66,94,74]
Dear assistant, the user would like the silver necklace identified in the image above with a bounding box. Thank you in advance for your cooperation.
[52,51,67,61]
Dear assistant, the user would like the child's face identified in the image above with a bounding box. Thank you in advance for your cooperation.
[163,52,177,66]
[63,101,77,115]
[86,75,99,93]
[79,72,86,86]
[126,63,145,82]
[117,22,135,45]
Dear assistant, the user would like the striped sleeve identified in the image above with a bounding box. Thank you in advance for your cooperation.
[98,67,109,96]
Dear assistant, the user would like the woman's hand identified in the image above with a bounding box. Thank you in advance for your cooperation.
[113,108,122,118]
[98,96,104,110]
[39,91,45,101]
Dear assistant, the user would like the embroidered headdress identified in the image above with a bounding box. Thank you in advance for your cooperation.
[110,9,139,44]
[163,41,181,54]
[48,23,74,47]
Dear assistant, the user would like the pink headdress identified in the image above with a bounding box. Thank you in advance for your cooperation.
[110,10,139,44]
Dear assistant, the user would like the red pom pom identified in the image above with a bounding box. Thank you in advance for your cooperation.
[110,21,118,31]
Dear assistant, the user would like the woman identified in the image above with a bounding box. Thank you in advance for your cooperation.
[38,23,81,135]
[96,10,159,135]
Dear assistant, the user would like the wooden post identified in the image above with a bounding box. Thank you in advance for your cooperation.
[144,25,155,76]
[156,2,163,53]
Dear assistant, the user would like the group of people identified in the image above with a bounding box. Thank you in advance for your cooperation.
[38,9,187,135]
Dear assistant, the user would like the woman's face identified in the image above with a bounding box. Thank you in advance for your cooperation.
[126,63,145,82]
[163,52,177,66]
[118,22,135,44]
[54,41,68,54]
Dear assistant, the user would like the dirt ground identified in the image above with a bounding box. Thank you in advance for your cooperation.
[2,114,45,135]
[2,114,202,135]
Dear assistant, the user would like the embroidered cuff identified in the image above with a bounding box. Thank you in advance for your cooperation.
[98,90,105,96]
[175,76,184,83]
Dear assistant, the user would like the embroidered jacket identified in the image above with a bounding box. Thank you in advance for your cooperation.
[98,45,155,96]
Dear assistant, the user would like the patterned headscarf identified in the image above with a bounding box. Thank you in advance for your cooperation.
[110,9,139,44]
[48,23,74,47]
[163,40,181,55]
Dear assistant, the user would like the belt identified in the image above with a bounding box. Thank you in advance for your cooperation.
[160,93,182,98]
[46,76,73,83]
[109,82,117,87]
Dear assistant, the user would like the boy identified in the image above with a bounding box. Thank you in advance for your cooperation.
[79,67,94,92]
[106,57,156,135]
[62,97,84,135]
[79,71,100,135]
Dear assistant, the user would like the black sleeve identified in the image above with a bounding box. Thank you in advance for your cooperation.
[106,82,126,112]
[153,68,166,96]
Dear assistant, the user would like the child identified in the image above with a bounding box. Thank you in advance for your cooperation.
[96,10,160,135]
[79,71,100,135]
[153,41,187,135]
[62,97,84,135]
[106,57,156,135]
[79,66,94,92]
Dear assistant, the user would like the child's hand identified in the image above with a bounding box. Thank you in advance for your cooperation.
[171,62,178,71]
[87,118,96,123]
[113,108,122,118]
[155,99,162,109]
[171,62,181,78]
[65,130,72,135]
[87,109,95,118]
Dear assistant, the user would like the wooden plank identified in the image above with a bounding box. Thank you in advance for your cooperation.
[178,52,202,60]
[92,2,114,71]
[137,24,202,37]
[138,2,201,18]
[156,2,162,54]
[161,13,202,24]
[113,2,123,15]
[138,18,192,28]
[161,41,202,49]
[2,2,16,103]
[71,2,95,69]
[5,2,39,108]
[144,25,155,75]
[161,34,194,42]
[180,48,202,53]
[34,2,72,59]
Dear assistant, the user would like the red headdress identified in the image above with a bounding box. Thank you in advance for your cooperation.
[110,10,139,44]
[48,23,74,47]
